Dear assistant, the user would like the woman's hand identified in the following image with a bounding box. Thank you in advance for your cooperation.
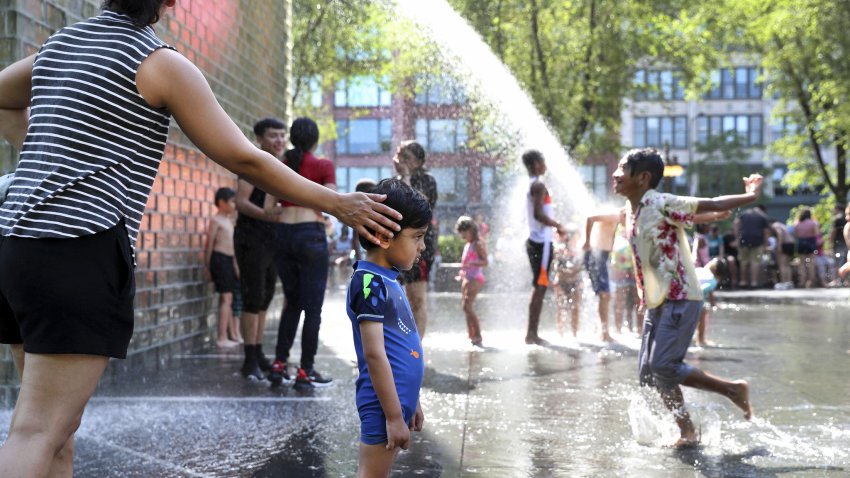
[332,192,401,246]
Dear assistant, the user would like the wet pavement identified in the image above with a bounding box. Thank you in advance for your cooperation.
[1,288,849,477]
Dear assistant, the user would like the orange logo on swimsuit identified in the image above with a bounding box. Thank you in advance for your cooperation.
[409,350,420,359]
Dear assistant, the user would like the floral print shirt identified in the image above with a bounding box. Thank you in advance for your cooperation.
[625,189,702,309]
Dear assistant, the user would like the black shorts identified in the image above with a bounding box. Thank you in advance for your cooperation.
[0,222,135,358]
[797,237,818,255]
[781,243,795,256]
[209,251,237,293]
[526,239,554,287]
[234,234,276,314]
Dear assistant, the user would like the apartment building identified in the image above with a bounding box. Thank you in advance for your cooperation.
[620,59,822,219]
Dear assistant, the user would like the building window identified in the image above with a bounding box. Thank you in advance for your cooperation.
[769,116,801,143]
[430,167,469,204]
[632,116,688,148]
[415,118,468,153]
[335,166,394,193]
[336,118,392,155]
[695,114,763,146]
[633,68,685,101]
[415,75,466,105]
[334,76,392,108]
[705,67,762,100]
[578,165,608,201]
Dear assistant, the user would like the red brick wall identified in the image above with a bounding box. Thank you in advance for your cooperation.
[0,0,291,402]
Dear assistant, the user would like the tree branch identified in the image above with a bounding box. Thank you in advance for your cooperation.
[566,0,597,154]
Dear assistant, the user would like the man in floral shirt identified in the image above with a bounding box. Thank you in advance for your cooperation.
[613,148,759,448]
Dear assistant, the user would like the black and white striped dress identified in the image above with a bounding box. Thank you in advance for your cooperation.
[0,10,175,258]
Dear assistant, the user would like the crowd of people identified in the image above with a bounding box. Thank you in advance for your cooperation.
[0,1,839,476]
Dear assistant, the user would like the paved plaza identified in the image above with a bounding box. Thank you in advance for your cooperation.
[1,289,848,477]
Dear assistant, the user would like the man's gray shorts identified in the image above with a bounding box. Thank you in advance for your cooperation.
[638,300,702,391]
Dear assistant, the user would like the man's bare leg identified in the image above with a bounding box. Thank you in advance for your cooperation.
[681,369,753,419]
[598,291,613,342]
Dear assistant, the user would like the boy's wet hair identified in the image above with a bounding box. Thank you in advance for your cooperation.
[355,178,377,193]
[623,148,664,188]
[253,117,286,137]
[455,215,478,234]
[214,187,235,205]
[522,149,544,174]
[359,179,432,250]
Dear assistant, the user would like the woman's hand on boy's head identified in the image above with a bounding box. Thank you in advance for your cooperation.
[743,174,763,196]
[334,192,402,246]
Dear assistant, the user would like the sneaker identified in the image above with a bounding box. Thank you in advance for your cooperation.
[241,363,266,382]
[256,350,272,372]
[268,360,293,386]
[294,367,334,389]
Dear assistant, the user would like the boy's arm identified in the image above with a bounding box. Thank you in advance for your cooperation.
[203,218,219,279]
[583,212,621,249]
[262,192,285,217]
[411,400,424,432]
[531,182,564,233]
[693,210,731,224]
[696,174,763,213]
[360,321,410,451]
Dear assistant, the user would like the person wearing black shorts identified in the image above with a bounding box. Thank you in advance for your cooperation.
[205,187,242,348]
[233,118,287,380]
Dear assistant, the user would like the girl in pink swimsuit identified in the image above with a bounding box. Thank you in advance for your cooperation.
[456,216,487,346]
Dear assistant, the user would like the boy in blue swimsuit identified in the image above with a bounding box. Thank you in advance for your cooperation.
[346,179,428,475]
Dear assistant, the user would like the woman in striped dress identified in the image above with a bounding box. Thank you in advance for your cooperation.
[0,1,400,475]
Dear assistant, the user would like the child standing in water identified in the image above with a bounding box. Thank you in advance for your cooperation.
[613,148,756,448]
[552,227,583,337]
[347,179,428,476]
[456,216,488,347]
[204,187,242,348]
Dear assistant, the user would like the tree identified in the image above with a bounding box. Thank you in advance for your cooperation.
[447,0,685,158]
[662,0,850,204]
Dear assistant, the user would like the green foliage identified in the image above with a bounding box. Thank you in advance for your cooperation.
[438,234,465,263]
[663,0,850,203]
[447,0,684,159]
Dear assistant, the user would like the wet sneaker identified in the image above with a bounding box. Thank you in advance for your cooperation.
[294,367,334,389]
[268,360,293,386]
[241,363,266,382]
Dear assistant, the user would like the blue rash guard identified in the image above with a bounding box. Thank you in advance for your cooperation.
[346,260,424,444]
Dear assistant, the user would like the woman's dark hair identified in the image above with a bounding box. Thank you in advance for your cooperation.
[285,117,319,175]
[253,117,286,137]
[359,179,432,250]
[398,140,426,167]
[798,208,812,222]
[521,149,544,175]
[103,0,168,27]
[623,148,665,189]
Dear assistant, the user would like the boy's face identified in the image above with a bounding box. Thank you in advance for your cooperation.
[531,158,547,176]
[217,197,236,213]
[386,225,428,271]
[612,157,644,198]
[256,128,287,158]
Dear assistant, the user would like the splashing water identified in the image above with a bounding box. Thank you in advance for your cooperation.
[393,0,598,297]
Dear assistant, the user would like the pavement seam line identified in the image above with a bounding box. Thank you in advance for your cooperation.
[79,434,213,478]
